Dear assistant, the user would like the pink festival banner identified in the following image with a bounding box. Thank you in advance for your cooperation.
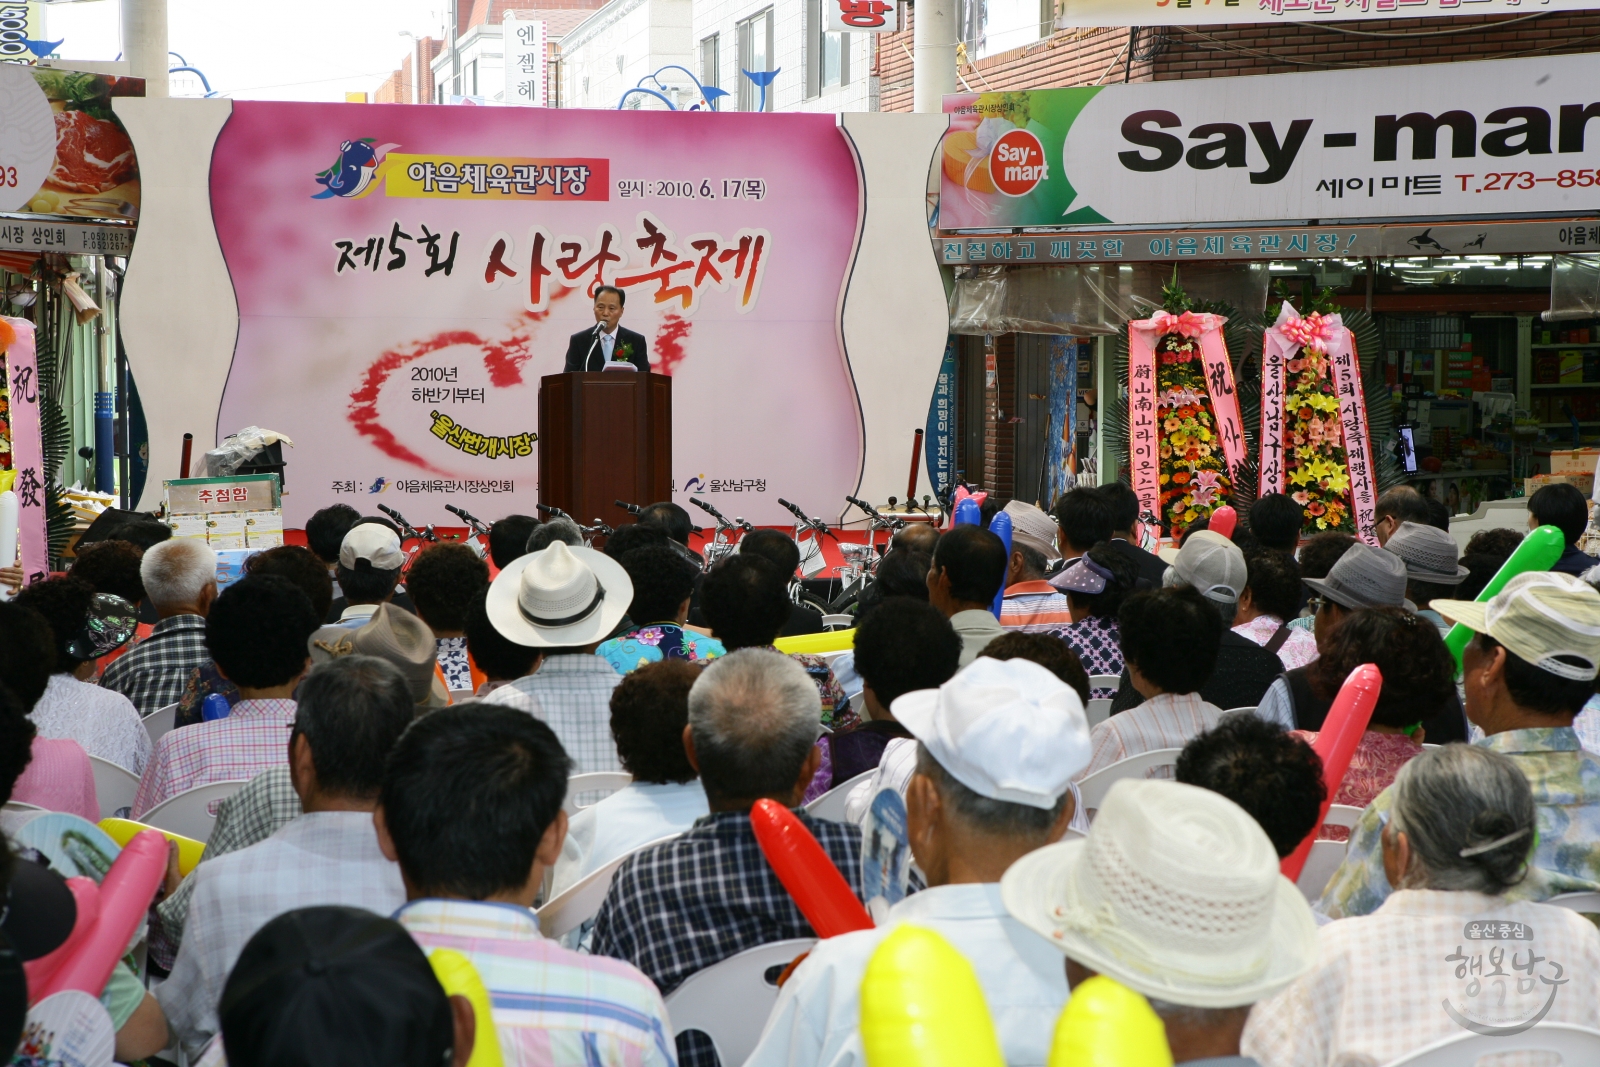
[209,105,863,527]
[2,317,47,583]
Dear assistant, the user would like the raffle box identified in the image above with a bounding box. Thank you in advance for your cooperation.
[163,474,284,549]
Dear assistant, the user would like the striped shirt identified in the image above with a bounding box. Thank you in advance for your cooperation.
[398,899,675,1067]
[133,698,296,817]
[999,581,1075,633]
[1076,691,1225,782]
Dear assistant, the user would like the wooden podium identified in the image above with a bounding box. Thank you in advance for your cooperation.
[538,371,671,527]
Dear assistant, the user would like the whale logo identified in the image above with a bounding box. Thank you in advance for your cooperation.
[313,139,399,200]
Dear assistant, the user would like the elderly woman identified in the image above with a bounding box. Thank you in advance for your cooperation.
[1289,607,1456,839]
[1050,545,1135,698]
[1245,744,1600,1067]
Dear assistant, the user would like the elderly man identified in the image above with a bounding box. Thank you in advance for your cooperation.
[1003,778,1318,1065]
[1319,572,1600,919]
[1109,531,1280,714]
[1382,520,1470,629]
[746,658,1090,1067]
[101,539,219,715]
[483,542,631,774]
[329,522,405,627]
[590,648,864,1067]
[1252,540,1472,745]
[1372,485,1430,546]
[998,501,1072,633]
[157,656,420,1059]
[926,525,1009,666]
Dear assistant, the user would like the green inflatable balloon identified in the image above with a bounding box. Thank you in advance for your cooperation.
[1444,524,1565,672]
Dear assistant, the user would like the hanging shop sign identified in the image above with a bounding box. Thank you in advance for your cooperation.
[1055,0,1600,28]
[940,54,1600,231]
[502,15,548,107]
[0,214,134,256]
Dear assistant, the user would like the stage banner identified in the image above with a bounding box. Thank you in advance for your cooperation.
[940,53,1600,230]
[209,105,862,527]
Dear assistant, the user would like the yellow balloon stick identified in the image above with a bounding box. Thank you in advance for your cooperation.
[98,818,204,877]
[428,948,504,1067]
[860,925,1005,1067]
[774,628,855,656]
[1049,976,1174,1067]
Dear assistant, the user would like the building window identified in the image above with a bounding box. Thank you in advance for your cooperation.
[736,9,773,112]
[805,0,847,97]
[699,33,719,96]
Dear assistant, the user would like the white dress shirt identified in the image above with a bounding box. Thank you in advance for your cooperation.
[745,883,1069,1067]
[550,780,709,897]
[1076,691,1225,781]
[843,737,1089,836]
[31,673,151,774]
[1244,889,1600,1067]
[156,810,407,1059]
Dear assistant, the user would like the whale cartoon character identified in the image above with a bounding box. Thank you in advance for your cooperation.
[313,139,398,199]
[368,477,389,494]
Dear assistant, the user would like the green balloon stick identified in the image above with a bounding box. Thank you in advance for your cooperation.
[1444,524,1566,671]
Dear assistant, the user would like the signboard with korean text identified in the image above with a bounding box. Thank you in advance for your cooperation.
[208,104,862,527]
[1057,0,1600,26]
[826,0,898,32]
[502,14,547,107]
[940,54,1600,231]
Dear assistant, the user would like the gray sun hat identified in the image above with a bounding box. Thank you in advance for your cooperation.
[1302,541,1412,610]
[1383,521,1469,584]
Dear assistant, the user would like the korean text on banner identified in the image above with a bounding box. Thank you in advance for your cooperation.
[3,317,47,585]
[925,340,956,503]
[826,0,898,31]
[502,15,548,108]
[1127,326,1160,531]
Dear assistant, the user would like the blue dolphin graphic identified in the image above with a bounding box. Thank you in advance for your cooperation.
[313,139,380,199]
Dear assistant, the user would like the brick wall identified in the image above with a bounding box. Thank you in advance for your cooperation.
[879,9,1600,110]
[374,37,442,104]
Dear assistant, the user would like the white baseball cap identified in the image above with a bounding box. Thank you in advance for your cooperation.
[889,656,1091,810]
[1165,530,1247,604]
[486,541,632,648]
[1002,778,1317,1008]
[338,522,404,571]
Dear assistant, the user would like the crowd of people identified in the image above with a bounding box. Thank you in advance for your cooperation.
[4,481,1600,1065]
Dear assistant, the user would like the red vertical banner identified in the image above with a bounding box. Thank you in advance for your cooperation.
[1328,325,1378,545]
[1127,324,1160,528]
[3,317,47,585]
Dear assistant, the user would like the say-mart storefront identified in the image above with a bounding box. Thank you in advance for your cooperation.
[932,53,1600,511]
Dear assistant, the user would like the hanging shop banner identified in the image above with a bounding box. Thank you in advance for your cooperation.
[1056,0,1599,27]
[924,339,956,503]
[1260,303,1377,542]
[502,15,548,107]
[940,53,1600,230]
[0,64,143,223]
[208,104,862,527]
[2,317,47,584]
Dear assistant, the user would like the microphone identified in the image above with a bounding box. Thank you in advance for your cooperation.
[615,500,644,516]
[444,504,490,535]
[887,495,898,508]
[536,503,571,521]
[376,503,422,540]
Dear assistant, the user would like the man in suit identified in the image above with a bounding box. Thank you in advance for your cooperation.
[1095,481,1169,588]
[563,285,649,373]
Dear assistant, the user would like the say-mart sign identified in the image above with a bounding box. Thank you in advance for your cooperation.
[938,52,1600,231]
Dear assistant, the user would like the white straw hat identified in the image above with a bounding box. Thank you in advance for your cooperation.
[486,541,632,648]
[891,656,1091,809]
[1001,778,1317,1008]
[1433,571,1600,682]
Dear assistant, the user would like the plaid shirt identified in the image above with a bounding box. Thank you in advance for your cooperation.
[99,614,210,716]
[591,809,865,1067]
[1319,728,1600,919]
[1244,890,1600,1067]
[154,765,302,958]
[399,899,676,1067]
[484,655,624,774]
[133,698,296,818]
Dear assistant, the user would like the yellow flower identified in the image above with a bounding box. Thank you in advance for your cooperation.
[1323,467,1351,494]
[1288,467,1313,487]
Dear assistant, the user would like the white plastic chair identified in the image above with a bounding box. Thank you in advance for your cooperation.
[1323,804,1364,829]
[664,938,817,1067]
[1088,674,1120,692]
[1548,891,1600,914]
[563,771,633,814]
[88,755,140,819]
[142,702,177,747]
[1,801,43,813]
[1222,706,1258,716]
[1085,698,1112,729]
[1382,1022,1600,1066]
[820,614,854,631]
[140,780,248,842]
[536,833,681,940]
[1296,838,1350,902]
[805,769,875,822]
[1076,748,1185,811]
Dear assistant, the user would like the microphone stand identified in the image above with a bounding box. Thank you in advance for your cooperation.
[583,321,605,372]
